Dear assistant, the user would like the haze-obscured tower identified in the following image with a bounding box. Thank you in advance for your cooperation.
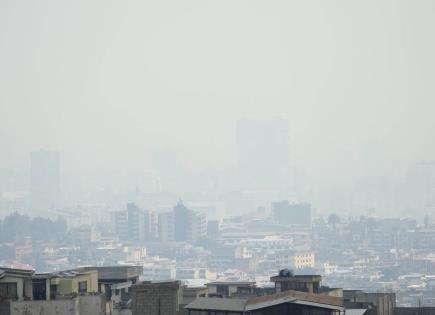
[272,201,312,225]
[236,119,290,190]
[152,149,184,193]
[30,149,61,211]
[173,200,207,244]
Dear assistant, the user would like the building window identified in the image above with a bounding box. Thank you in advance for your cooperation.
[0,283,18,300]
[216,285,229,296]
[78,281,87,293]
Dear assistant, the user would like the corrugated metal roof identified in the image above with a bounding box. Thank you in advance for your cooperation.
[247,290,343,309]
[0,267,34,278]
[346,309,368,315]
[185,297,248,311]
[206,281,255,286]
[186,290,345,312]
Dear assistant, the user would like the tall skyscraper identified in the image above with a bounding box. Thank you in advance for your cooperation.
[158,211,175,243]
[236,119,290,190]
[173,200,207,244]
[173,200,190,242]
[127,202,145,242]
[30,149,61,211]
[112,210,129,241]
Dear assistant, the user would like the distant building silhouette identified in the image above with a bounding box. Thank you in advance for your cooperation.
[173,200,207,244]
[113,203,157,243]
[272,201,311,225]
[29,149,61,211]
[236,119,290,190]
[152,149,184,192]
[158,211,175,242]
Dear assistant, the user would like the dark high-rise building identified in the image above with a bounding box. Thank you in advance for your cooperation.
[173,200,190,242]
[158,211,175,242]
[127,202,144,242]
[272,201,311,225]
[30,149,61,210]
[112,210,129,242]
[173,200,207,244]
[236,119,290,190]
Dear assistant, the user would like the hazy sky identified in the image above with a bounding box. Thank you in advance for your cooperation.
[1,0,434,180]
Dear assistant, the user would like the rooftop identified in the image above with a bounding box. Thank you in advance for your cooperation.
[0,267,34,279]
[186,289,344,312]
[271,275,322,281]
[206,281,256,286]
[185,297,248,312]
[247,290,343,309]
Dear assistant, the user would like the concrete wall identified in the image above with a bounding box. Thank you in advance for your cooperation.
[24,280,33,300]
[0,301,11,315]
[112,309,132,315]
[325,288,343,298]
[56,272,99,295]
[11,298,78,315]
[10,295,105,315]
[78,294,105,314]
[344,291,396,315]
[83,266,142,281]
[394,307,435,315]
[131,281,181,315]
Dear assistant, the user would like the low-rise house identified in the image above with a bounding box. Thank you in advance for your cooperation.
[81,265,143,313]
[32,269,99,300]
[181,285,208,306]
[343,290,396,315]
[185,289,344,315]
[0,267,104,315]
[271,271,322,294]
[0,268,34,301]
[206,281,256,297]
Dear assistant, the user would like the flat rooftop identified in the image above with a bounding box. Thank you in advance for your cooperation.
[206,281,256,286]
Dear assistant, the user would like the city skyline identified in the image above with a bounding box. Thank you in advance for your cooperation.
[1,1,435,183]
[2,2,435,313]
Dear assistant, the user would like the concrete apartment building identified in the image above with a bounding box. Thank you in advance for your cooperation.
[271,271,322,294]
[0,267,104,315]
[158,211,175,242]
[113,203,157,243]
[81,265,143,314]
[344,290,396,315]
[0,266,143,315]
[174,200,207,244]
[0,268,33,301]
[0,267,411,315]
[113,201,206,245]
[125,270,431,315]
[206,281,256,297]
